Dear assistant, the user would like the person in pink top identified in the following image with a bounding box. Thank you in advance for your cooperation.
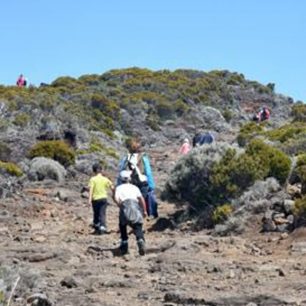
[179,138,191,155]
[16,74,26,87]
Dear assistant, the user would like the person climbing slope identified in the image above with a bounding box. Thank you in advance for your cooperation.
[88,163,114,235]
[117,138,158,218]
[113,170,147,256]
[252,106,271,122]
[179,138,191,155]
[192,131,214,147]
[258,106,270,122]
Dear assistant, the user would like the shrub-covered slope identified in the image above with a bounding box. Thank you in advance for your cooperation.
[0,67,297,203]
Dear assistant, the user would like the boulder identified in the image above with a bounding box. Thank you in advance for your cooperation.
[28,157,67,182]
[283,199,295,214]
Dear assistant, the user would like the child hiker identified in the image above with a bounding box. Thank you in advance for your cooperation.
[88,163,114,234]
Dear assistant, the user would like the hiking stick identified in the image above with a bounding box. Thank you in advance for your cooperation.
[6,275,20,306]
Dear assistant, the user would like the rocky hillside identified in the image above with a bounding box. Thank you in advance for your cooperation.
[0,68,294,192]
[1,68,306,305]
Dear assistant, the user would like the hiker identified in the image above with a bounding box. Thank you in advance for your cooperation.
[253,106,271,122]
[16,74,27,87]
[88,163,114,234]
[113,170,147,255]
[117,138,158,218]
[179,138,191,155]
[192,131,214,147]
[257,106,270,122]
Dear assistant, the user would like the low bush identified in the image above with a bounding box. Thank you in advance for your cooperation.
[29,140,75,167]
[163,142,244,209]
[91,94,120,119]
[246,139,291,185]
[226,73,245,85]
[13,113,30,127]
[292,103,306,122]
[237,122,265,147]
[210,149,267,201]
[82,138,119,159]
[222,109,233,123]
[163,140,291,228]
[265,123,306,143]
[156,100,176,119]
[293,197,306,226]
[51,76,82,90]
[295,154,306,194]
[0,161,23,177]
[212,204,233,224]
[0,142,11,162]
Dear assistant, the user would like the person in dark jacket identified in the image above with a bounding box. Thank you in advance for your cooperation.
[193,131,214,147]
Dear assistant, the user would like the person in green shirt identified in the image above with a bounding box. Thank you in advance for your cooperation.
[88,163,114,234]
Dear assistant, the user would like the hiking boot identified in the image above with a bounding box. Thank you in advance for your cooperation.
[119,240,128,255]
[99,226,108,234]
[137,239,146,256]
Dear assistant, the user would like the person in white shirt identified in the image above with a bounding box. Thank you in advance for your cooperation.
[113,170,147,255]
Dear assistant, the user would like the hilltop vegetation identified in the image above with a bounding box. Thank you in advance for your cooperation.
[0,67,290,139]
[0,67,304,231]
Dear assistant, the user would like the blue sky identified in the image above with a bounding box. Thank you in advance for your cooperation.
[0,0,305,101]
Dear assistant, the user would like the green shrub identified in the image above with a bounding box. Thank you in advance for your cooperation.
[226,73,245,85]
[246,139,291,185]
[257,85,271,94]
[265,123,306,143]
[164,140,290,219]
[91,94,120,119]
[51,76,82,90]
[237,122,265,147]
[0,290,5,303]
[211,149,267,201]
[78,74,100,86]
[173,99,189,116]
[295,154,306,194]
[293,197,306,226]
[212,204,233,224]
[0,161,23,177]
[29,140,75,167]
[267,83,275,92]
[0,142,11,162]
[79,138,119,159]
[156,100,175,119]
[146,114,160,131]
[38,95,57,111]
[13,113,30,127]
[163,142,241,210]
[222,109,233,123]
[292,103,306,122]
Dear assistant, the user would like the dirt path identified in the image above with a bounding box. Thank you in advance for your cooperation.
[1,148,306,305]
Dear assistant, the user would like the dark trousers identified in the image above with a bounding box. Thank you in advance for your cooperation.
[119,222,144,242]
[92,198,108,229]
[146,190,158,218]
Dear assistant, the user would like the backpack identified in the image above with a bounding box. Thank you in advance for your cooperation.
[121,199,143,225]
[122,154,149,196]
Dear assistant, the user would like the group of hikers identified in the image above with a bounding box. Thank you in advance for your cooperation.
[87,138,157,256]
[179,131,215,155]
[179,106,271,155]
[87,132,219,257]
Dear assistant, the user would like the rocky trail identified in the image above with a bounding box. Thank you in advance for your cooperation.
[1,148,306,306]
